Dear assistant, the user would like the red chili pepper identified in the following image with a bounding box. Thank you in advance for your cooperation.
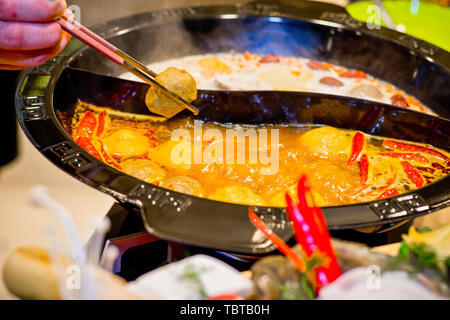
[249,175,343,294]
[76,137,102,160]
[96,110,107,137]
[248,209,306,273]
[416,166,435,174]
[339,70,366,78]
[207,294,240,300]
[75,111,97,140]
[383,140,450,162]
[378,152,428,163]
[347,132,364,167]
[359,154,369,185]
[297,176,329,241]
[400,161,424,188]
[295,178,332,254]
[293,176,342,291]
[259,54,280,63]
[431,162,445,170]
[285,193,320,255]
[376,188,399,200]
[431,163,450,174]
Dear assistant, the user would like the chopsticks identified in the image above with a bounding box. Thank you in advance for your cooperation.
[56,14,199,116]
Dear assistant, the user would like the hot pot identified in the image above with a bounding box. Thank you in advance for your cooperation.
[15,0,450,254]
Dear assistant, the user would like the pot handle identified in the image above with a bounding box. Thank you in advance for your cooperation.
[130,183,293,254]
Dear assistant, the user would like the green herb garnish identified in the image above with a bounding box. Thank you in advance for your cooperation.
[178,264,208,299]
[397,241,440,270]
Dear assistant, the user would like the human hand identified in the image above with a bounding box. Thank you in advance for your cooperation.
[0,0,71,70]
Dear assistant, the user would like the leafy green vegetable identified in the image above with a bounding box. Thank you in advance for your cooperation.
[397,241,440,271]
[395,225,449,284]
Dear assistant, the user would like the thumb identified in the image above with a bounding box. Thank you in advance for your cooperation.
[0,0,67,22]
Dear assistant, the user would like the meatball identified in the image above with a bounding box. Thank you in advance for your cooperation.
[161,176,204,197]
[121,159,166,184]
[103,129,150,158]
[210,186,266,206]
[148,140,195,171]
[298,126,351,158]
[145,67,197,118]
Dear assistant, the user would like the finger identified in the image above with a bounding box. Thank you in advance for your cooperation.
[63,7,74,20]
[0,0,67,22]
[0,21,62,50]
[0,29,70,67]
[42,29,71,61]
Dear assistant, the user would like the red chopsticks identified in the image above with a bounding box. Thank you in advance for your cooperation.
[57,16,124,65]
[56,13,198,115]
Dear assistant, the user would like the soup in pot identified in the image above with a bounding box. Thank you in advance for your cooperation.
[65,102,449,207]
